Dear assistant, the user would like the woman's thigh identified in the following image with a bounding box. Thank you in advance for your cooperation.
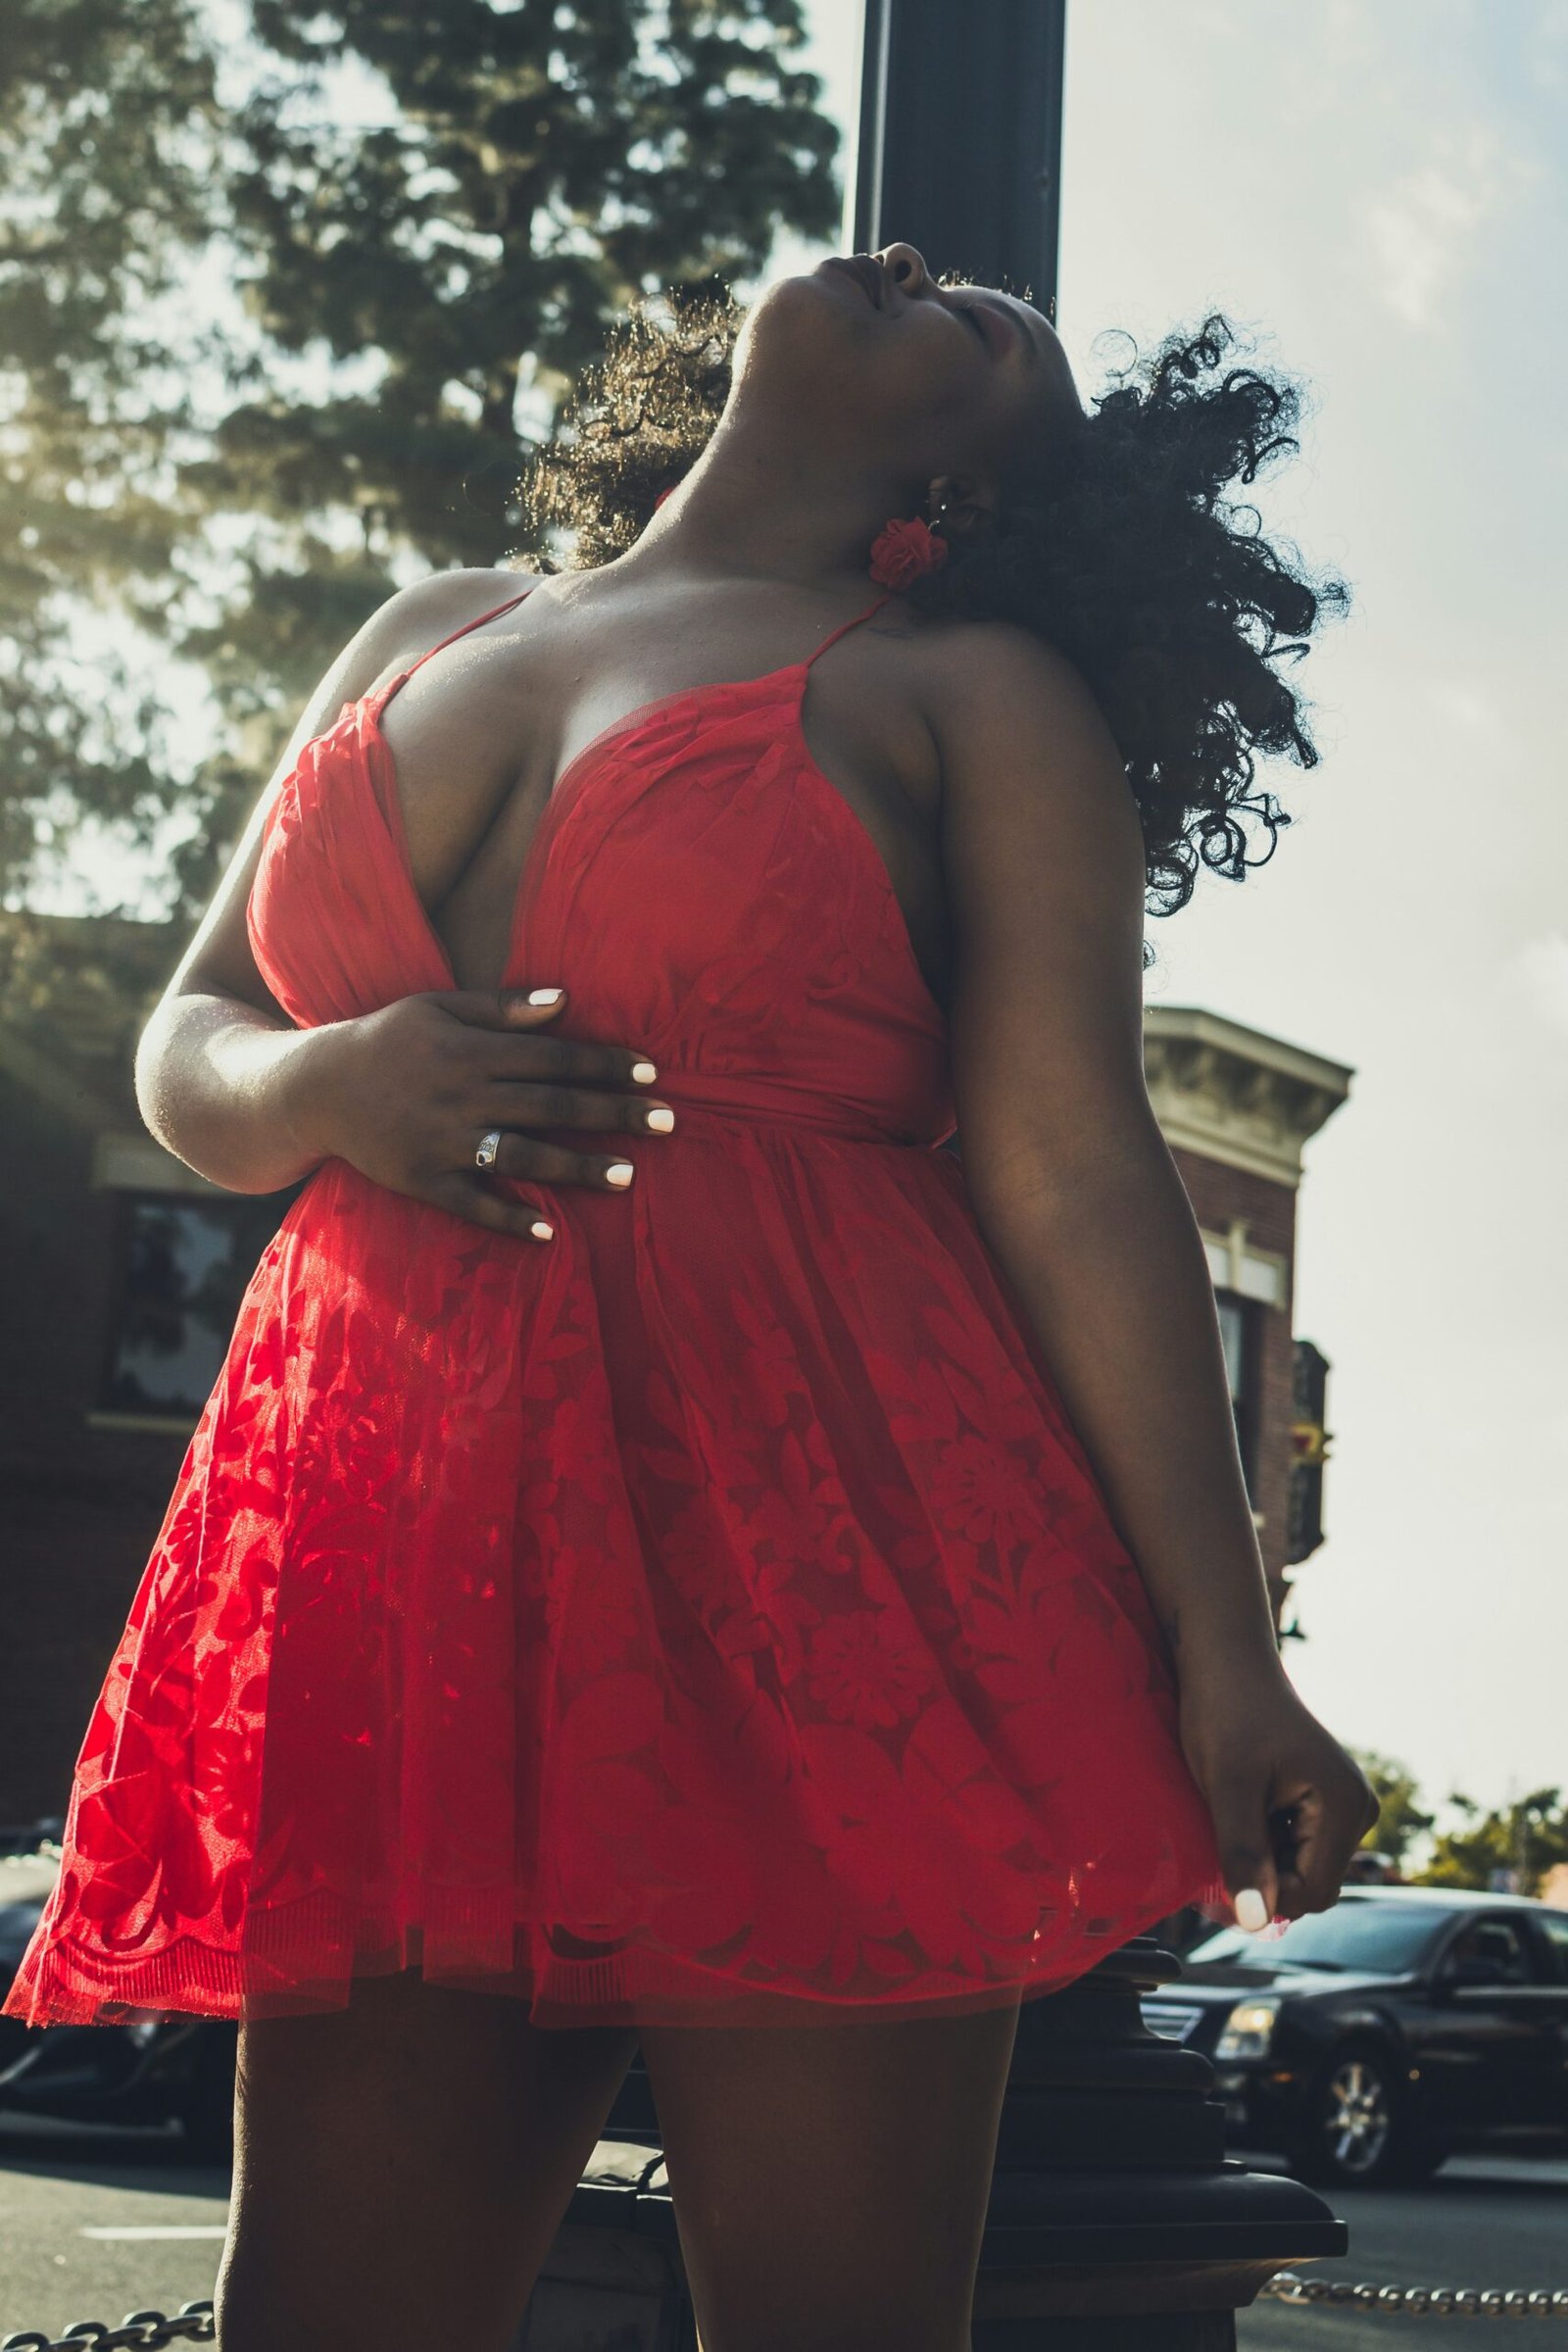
[639,1998,1022,2352]
[217,1968,638,2352]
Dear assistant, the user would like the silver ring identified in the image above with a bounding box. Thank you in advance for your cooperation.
[473,1128,503,1170]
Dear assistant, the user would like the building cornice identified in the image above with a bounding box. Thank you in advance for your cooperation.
[1144,1004,1353,1188]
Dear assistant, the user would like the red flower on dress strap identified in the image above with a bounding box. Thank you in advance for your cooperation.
[868,515,950,590]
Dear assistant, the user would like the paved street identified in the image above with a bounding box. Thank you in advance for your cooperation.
[1237,2151,1568,2348]
[0,2116,228,2341]
[2,2116,1565,2346]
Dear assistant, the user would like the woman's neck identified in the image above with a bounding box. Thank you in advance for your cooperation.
[621,407,920,593]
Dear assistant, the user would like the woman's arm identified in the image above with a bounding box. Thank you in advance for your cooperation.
[137,569,668,1231]
[928,623,1376,1921]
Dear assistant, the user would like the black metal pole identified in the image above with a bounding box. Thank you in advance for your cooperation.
[852,0,1066,320]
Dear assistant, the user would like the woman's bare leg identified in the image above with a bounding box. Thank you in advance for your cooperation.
[639,1999,1021,2352]
[215,1969,638,2352]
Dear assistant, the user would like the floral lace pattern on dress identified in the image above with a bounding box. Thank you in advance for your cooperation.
[7,593,1223,2030]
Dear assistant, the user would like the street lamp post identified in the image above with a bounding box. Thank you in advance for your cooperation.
[851,0,1066,318]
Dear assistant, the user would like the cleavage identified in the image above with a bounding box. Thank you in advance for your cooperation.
[377,627,950,1009]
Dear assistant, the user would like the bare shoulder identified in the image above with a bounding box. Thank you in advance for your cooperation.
[911,616,1121,773]
[911,615,1145,914]
[368,564,545,682]
[161,566,544,1011]
[265,565,543,787]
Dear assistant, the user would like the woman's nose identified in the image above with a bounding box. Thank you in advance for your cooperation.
[876,243,929,295]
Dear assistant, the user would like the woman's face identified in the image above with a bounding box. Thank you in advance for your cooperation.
[735,242,1083,504]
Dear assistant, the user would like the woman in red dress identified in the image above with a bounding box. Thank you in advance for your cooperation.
[7,246,1374,2349]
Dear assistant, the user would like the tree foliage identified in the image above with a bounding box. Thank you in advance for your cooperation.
[1345,1753,1568,1900]
[0,0,840,920]
[0,0,221,899]
[1349,1749,1436,1869]
[1412,1788,1568,1898]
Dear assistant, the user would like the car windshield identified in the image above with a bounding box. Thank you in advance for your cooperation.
[1188,1898,1450,1975]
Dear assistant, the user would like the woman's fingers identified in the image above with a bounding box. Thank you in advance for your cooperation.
[437,984,576,1032]
[1204,1772,1281,1930]
[438,984,660,1095]
[1273,1769,1379,1917]
[308,990,663,1221]
[430,1172,557,1242]
[479,1080,675,1137]
[416,985,671,1191]
[429,1138,639,1236]
[476,1133,640,1192]
[1183,1682,1380,1934]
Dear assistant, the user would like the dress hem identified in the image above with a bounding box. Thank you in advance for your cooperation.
[2,1873,1232,2033]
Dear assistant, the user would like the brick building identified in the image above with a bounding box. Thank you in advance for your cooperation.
[1144,1005,1352,1631]
[0,913,1351,1826]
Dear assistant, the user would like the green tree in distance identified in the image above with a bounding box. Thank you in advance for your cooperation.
[1348,1748,1436,1870]
[1,0,839,929]
[0,0,220,908]
[1412,1788,1568,1899]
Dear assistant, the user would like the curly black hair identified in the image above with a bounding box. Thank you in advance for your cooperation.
[516,290,1349,941]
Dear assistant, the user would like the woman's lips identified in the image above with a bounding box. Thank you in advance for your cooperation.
[820,254,883,310]
[973,299,1026,360]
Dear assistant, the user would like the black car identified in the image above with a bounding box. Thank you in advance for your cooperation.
[8,1861,1568,2186]
[0,1850,237,2158]
[1142,1885,1568,2188]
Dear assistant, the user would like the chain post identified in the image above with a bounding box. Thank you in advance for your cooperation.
[9,2276,1568,2336]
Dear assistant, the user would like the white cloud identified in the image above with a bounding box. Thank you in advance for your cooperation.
[1431,679,1498,730]
[1534,0,1568,92]
[1508,932,1568,1034]
[1365,126,1542,329]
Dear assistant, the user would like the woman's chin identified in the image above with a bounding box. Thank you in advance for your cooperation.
[734,268,867,385]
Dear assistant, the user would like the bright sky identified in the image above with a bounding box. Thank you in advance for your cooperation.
[795,0,1568,1821]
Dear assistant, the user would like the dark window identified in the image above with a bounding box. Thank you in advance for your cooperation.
[1534,1908,1568,1984]
[1441,1917,1536,1986]
[99,1191,295,1418]
[1190,1896,1450,1976]
[1215,1289,1259,1498]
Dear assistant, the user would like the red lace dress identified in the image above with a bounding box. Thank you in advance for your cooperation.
[6,588,1223,2031]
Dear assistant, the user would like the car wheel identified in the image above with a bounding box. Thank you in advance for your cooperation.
[1289,2043,1445,2189]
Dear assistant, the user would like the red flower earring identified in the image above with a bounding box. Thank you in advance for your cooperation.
[868,514,950,590]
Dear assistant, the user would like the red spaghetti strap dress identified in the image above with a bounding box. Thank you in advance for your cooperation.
[6,586,1224,2032]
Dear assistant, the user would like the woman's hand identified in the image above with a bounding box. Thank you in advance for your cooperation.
[291,984,673,1241]
[1178,1658,1381,1930]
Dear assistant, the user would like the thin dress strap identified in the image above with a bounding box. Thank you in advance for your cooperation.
[803,591,894,670]
[376,585,534,710]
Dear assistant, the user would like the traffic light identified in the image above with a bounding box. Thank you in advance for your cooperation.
[1286,1338,1331,1562]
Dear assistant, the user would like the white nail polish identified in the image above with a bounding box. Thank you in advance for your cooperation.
[1235,1887,1269,1934]
[645,1105,675,1132]
[527,987,564,1005]
[606,1161,635,1188]
[530,1220,554,1241]
[631,1060,658,1084]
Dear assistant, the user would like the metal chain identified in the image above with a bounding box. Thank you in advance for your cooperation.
[1262,2271,1568,2317]
[10,2278,1568,2338]
[1,2304,216,2351]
